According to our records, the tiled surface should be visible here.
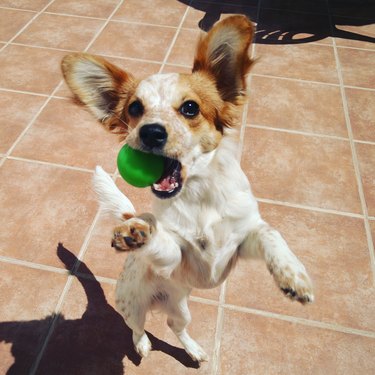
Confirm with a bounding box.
[15,13,105,51]
[0,1,374,374]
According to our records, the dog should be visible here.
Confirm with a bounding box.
[61,15,314,363]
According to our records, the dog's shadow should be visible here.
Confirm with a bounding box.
[178,0,375,45]
[0,245,199,374]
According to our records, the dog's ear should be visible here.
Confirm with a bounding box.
[193,15,254,104]
[61,53,135,134]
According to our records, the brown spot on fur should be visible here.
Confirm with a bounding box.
[122,213,134,220]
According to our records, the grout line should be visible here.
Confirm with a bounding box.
[344,85,375,93]
[0,255,69,275]
[256,197,364,219]
[158,1,193,73]
[87,52,163,66]
[354,139,375,146]
[28,278,75,375]
[223,304,375,339]
[6,156,99,174]
[237,13,259,164]
[43,10,107,21]
[0,87,50,97]
[326,1,375,286]
[110,18,179,30]
[211,282,227,375]
[10,41,77,53]
[0,0,57,53]
[250,72,341,88]
[335,44,375,53]
[247,123,350,142]
[0,6,37,13]
[75,271,117,285]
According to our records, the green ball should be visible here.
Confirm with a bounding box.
[117,145,164,188]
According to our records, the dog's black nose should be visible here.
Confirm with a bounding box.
[139,124,168,149]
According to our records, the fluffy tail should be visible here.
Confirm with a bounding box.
[93,166,136,220]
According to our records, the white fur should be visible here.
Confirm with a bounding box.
[93,166,135,219]
[94,132,314,362]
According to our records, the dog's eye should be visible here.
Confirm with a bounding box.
[179,101,200,118]
[128,100,144,117]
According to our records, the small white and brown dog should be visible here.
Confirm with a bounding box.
[62,16,314,363]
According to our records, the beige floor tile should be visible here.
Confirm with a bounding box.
[247,75,347,136]
[0,91,45,154]
[252,44,339,83]
[0,0,50,11]
[113,0,187,27]
[356,143,375,217]
[0,8,35,42]
[226,203,375,331]
[46,0,120,19]
[89,22,176,62]
[220,309,375,375]
[241,127,361,213]
[346,88,375,142]
[338,47,375,89]
[15,13,105,51]
[167,28,200,67]
[0,45,66,94]
[11,98,120,171]
[0,159,97,267]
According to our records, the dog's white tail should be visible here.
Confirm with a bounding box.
[93,166,136,220]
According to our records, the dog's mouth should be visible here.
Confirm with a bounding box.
[151,158,182,199]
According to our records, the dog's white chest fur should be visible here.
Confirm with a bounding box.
[151,137,261,288]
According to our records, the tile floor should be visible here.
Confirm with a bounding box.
[0,0,374,374]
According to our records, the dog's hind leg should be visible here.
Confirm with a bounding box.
[117,297,151,358]
[239,222,314,304]
[166,296,208,363]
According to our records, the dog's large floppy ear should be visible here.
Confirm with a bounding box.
[61,53,135,134]
[193,15,254,104]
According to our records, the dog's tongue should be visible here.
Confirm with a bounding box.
[153,175,178,192]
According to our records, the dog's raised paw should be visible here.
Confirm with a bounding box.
[271,263,314,304]
[112,217,152,251]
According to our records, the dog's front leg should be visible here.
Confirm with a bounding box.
[112,213,181,278]
[239,222,314,304]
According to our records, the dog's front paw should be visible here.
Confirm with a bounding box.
[269,259,314,304]
[111,216,154,251]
